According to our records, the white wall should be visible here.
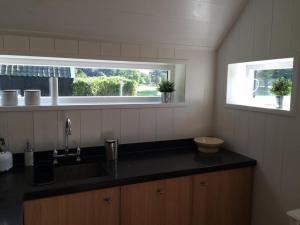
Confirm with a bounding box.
[214,0,300,225]
[0,34,215,153]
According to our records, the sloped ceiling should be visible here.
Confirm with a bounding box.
[0,0,248,49]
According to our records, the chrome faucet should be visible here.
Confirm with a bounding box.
[65,118,72,155]
[53,118,80,165]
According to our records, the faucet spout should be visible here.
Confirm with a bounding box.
[65,118,72,155]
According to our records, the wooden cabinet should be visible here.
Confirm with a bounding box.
[121,176,192,225]
[23,167,253,225]
[23,187,120,225]
[192,167,253,225]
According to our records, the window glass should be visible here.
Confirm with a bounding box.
[0,56,175,99]
[252,69,293,109]
[69,68,168,97]
[226,58,294,111]
[0,65,71,96]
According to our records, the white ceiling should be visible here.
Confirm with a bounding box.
[0,0,248,49]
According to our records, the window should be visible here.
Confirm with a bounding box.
[0,55,186,106]
[68,67,169,97]
[0,65,72,96]
[226,58,295,112]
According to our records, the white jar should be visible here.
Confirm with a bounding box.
[24,89,41,105]
[1,90,19,106]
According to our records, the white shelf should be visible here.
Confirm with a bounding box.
[0,102,186,112]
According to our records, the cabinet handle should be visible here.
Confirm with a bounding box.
[200,181,207,187]
[156,188,164,195]
[103,197,112,204]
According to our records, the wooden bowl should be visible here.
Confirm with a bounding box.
[194,137,224,153]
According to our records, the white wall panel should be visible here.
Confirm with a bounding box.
[80,110,102,147]
[30,37,55,54]
[3,35,29,53]
[237,0,254,60]
[0,35,3,50]
[175,48,190,59]
[140,45,157,58]
[158,47,175,59]
[247,112,266,163]
[215,1,300,225]
[270,0,294,58]
[101,42,121,57]
[102,109,121,140]
[253,0,273,59]
[0,40,215,166]
[121,109,139,144]
[233,111,249,155]
[55,39,78,55]
[173,107,192,139]
[138,108,156,142]
[281,146,300,212]
[121,44,140,58]
[7,112,33,153]
[156,108,174,141]
[33,111,59,151]
[78,41,101,57]
[291,0,300,52]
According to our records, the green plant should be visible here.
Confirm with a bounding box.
[72,79,93,96]
[270,77,292,96]
[72,76,137,96]
[157,80,175,93]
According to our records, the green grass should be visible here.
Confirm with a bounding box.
[136,85,159,96]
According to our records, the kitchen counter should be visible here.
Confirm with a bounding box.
[0,139,256,225]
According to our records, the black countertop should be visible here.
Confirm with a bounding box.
[0,139,256,225]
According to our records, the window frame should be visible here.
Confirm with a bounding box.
[224,57,298,116]
[0,55,181,107]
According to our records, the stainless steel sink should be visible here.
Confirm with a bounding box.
[55,162,110,182]
[33,160,110,185]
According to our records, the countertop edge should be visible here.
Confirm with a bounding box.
[23,160,256,201]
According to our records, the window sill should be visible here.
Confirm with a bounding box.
[0,101,186,112]
[224,103,296,117]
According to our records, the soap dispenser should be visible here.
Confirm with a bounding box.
[0,138,13,172]
[24,141,34,167]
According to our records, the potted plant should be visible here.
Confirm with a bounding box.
[157,80,175,103]
[270,77,292,109]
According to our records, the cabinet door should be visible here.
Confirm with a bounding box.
[192,167,253,225]
[192,173,219,225]
[23,187,120,225]
[164,176,192,225]
[121,176,192,225]
[121,179,165,225]
[217,168,253,225]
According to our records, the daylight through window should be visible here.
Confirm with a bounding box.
[226,58,295,112]
[0,56,176,100]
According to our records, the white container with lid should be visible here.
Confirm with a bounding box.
[24,89,41,106]
[1,90,19,106]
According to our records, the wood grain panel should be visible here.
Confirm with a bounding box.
[192,168,253,225]
[164,176,192,225]
[121,176,192,225]
[121,180,165,225]
[24,187,120,225]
